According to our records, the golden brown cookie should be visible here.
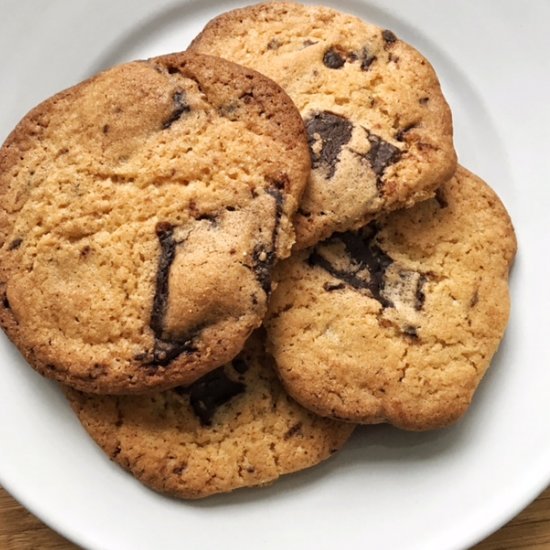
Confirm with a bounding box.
[0,52,310,393]
[190,2,456,248]
[265,167,516,430]
[66,332,355,499]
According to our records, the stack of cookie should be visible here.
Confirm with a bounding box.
[0,2,516,499]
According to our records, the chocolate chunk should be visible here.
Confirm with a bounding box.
[435,188,448,208]
[252,244,275,294]
[80,245,91,258]
[231,357,249,374]
[188,367,245,426]
[150,222,177,338]
[252,188,284,294]
[415,275,427,310]
[323,48,345,69]
[366,131,402,180]
[419,97,430,105]
[268,186,284,213]
[102,124,110,134]
[267,187,283,236]
[306,111,353,178]
[137,223,198,367]
[360,48,377,71]
[309,226,394,308]
[284,422,303,439]
[150,337,197,367]
[2,294,10,309]
[8,238,22,250]
[162,91,190,129]
[153,342,194,366]
[403,326,419,339]
[323,282,345,292]
[382,30,397,45]
[354,129,401,189]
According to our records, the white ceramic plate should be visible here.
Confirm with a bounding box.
[1,1,549,549]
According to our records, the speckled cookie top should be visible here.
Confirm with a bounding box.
[190,2,456,248]
[0,52,310,394]
[265,167,516,430]
[66,332,355,499]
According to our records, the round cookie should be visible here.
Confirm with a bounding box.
[265,167,517,430]
[66,331,355,499]
[0,52,310,393]
[190,1,457,249]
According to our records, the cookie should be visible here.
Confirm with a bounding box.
[190,1,457,248]
[66,332,355,499]
[0,52,310,393]
[265,167,517,430]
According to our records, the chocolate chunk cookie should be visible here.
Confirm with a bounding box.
[265,167,517,430]
[0,52,310,393]
[66,332,355,499]
[190,2,456,248]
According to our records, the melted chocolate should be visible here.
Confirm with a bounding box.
[252,188,284,294]
[309,227,394,308]
[306,111,353,178]
[162,91,190,129]
[188,367,245,426]
[365,131,402,186]
[150,222,177,338]
[361,47,377,71]
[382,30,397,45]
[150,337,197,367]
[138,222,197,367]
[323,48,345,69]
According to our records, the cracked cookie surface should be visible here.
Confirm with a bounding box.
[65,332,355,499]
[190,1,456,248]
[265,167,516,430]
[0,52,310,393]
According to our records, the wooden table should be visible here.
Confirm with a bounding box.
[0,486,549,549]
